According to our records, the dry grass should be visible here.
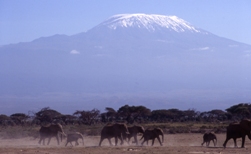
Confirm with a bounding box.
[0,122,228,139]
[0,122,249,154]
[1,133,251,154]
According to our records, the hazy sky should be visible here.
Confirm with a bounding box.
[1,0,251,46]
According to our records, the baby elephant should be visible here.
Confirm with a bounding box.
[65,132,84,147]
[201,132,217,147]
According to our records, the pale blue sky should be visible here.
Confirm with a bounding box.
[1,0,251,46]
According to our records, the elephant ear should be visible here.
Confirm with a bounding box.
[240,119,251,131]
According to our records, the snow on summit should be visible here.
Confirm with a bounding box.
[100,14,201,33]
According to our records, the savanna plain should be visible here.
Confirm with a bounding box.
[1,124,251,154]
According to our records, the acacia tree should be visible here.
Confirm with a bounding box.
[73,109,100,125]
[226,103,251,120]
[132,105,151,123]
[58,114,78,125]
[152,108,185,122]
[34,107,62,124]
[117,105,151,123]
[0,114,12,126]
[10,113,29,126]
[208,109,228,121]
[101,107,117,122]
[199,109,228,122]
[182,109,199,121]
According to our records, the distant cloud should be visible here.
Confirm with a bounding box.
[156,39,173,43]
[198,47,209,50]
[244,50,251,57]
[94,46,103,49]
[244,54,251,57]
[190,47,209,51]
[70,50,80,54]
[229,44,238,47]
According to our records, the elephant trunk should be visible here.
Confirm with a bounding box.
[139,134,144,141]
[60,132,67,142]
[161,133,164,143]
[81,136,84,146]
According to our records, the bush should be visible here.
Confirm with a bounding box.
[168,126,190,134]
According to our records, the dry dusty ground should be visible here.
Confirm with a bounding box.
[1,134,251,154]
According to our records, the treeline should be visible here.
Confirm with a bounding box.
[0,103,250,126]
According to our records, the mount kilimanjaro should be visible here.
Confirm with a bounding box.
[1,14,251,114]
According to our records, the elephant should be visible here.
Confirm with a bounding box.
[201,132,217,147]
[140,128,164,146]
[122,125,145,145]
[65,132,84,147]
[223,119,251,148]
[99,123,129,146]
[38,123,66,145]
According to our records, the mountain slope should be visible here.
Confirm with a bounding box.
[0,13,251,114]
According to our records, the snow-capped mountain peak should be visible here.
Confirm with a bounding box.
[99,13,201,33]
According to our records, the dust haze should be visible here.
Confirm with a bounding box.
[0,134,251,154]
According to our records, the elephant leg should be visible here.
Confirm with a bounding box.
[75,141,79,146]
[127,137,131,145]
[108,138,113,146]
[248,133,251,140]
[70,142,73,147]
[241,136,246,148]
[56,136,60,145]
[98,138,104,146]
[151,139,155,146]
[141,139,146,146]
[38,137,45,145]
[233,138,238,148]
[38,138,42,145]
[133,135,138,145]
[117,135,123,145]
[47,137,51,145]
[115,137,119,146]
[201,141,205,146]
[156,137,163,146]
[223,137,230,148]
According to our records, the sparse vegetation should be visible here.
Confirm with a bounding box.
[0,102,250,139]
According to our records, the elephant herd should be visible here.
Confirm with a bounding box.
[38,119,251,148]
[38,123,84,147]
[38,123,164,147]
[201,119,251,148]
[98,123,164,146]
